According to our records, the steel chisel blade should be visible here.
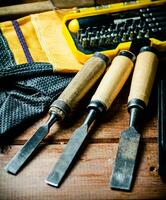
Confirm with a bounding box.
[45,124,88,187]
[110,127,140,191]
[5,125,49,174]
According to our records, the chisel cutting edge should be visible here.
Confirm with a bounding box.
[5,52,109,175]
[45,49,136,187]
[110,46,158,191]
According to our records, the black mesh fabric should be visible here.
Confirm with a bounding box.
[0,31,74,136]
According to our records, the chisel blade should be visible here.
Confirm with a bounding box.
[5,125,50,175]
[110,127,140,191]
[45,124,88,187]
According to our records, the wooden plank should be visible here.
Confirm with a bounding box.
[0,0,123,20]
[0,0,145,22]
[0,0,123,9]
[0,1,54,21]
[52,0,94,8]
[0,0,46,6]
[0,143,165,199]
[52,0,123,8]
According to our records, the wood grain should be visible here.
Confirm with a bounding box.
[128,51,158,105]
[0,0,124,20]
[0,76,160,200]
[50,56,107,117]
[0,1,54,21]
[52,0,94,8]
[0,143,165,200]
[92,54,134,109]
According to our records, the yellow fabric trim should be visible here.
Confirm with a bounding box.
[0,10,82,72]
[31,11,82,72]
[17,16,48,62]
[0,21,27,64]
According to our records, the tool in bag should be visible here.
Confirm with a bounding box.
[4,52,109,175]
[110,45,158,191]
[62,0,166,63]
[45,39,145,187]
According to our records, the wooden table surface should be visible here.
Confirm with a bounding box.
[1,77,166,200]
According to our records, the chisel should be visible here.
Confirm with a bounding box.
[110,46,158,191]
[45,48,136,187]
[5,52,109,175]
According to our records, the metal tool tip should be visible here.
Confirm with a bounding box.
[4,165,17,175]
[110,172,132,191]
[110,127,140,191]
[45,124,89,188]
[45,179,59,188]
[110,170,132,191]
[110,169,131,191]
[110,182,131,191]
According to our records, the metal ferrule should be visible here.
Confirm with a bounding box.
[87,100,107,114]
[139,46,158,55]
[128,98,146,128]
[128,98,146,111]
[93,52,110,66]
[49,99,71,119]
[119,50,136,62]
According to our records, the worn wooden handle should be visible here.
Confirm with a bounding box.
[49,53,109,118]
[59,55,107,108]
[91,52,134,110]
[128,49,158,105]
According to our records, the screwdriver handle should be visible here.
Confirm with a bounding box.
[90,51,135,110]
[128,46,158,106]
[49,52,109,119]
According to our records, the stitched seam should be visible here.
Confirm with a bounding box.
[31,15,52,64]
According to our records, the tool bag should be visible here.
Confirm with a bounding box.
[0,11,83,71]
[0,29,74,137]
[0,10,86,137]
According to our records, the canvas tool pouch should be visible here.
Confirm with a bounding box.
[0,10,83,72]
[0,11,79,136]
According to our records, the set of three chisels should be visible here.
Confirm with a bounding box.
[5,39,158,191]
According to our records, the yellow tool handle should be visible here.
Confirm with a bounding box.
[128,47,158,105]
[50,53,109,119]
[91,51,135,110]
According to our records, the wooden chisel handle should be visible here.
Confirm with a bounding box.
[91,51,135,110]
[49,52,109,119]
[128,46,158,106]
